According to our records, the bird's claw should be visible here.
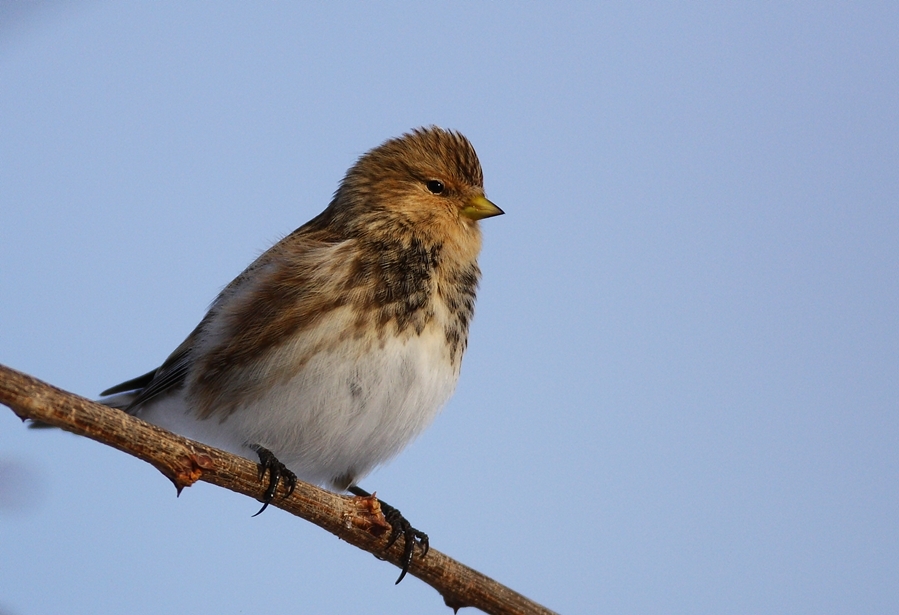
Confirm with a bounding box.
[380,500,429,584]
[348,486,428,583]
[252,446,297,516]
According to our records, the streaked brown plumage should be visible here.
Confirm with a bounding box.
[100,127,503,581]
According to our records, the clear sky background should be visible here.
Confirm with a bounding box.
[1,2,897,614]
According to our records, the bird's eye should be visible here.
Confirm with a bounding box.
[426,180,445,195]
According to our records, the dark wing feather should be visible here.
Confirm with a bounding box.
[100,330,197,414]
[100,369,157,396]
[123,345,192,411]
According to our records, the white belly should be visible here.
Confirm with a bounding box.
[138,323,458,489]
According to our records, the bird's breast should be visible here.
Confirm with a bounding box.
[202,308,460,487]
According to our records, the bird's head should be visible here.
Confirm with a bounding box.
[323,127,503,240]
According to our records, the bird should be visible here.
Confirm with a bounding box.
[98,126,503,582]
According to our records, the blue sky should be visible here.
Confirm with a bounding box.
[1,2,897,614]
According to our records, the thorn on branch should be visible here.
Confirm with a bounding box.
[166,451,215,495]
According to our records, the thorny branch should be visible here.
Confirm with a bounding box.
[0,363,556,615]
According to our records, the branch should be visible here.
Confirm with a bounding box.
[0,363,556,615]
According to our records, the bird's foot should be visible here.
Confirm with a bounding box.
[251,446,297,516]
[382,502,430,584]
[349,486,429,584]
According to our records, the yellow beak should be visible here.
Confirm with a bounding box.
[461,195,504,220]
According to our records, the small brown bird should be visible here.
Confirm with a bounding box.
[100,127,503,581]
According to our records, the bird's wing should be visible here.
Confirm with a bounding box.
[99,329,197,413]
[100,225,345,417]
